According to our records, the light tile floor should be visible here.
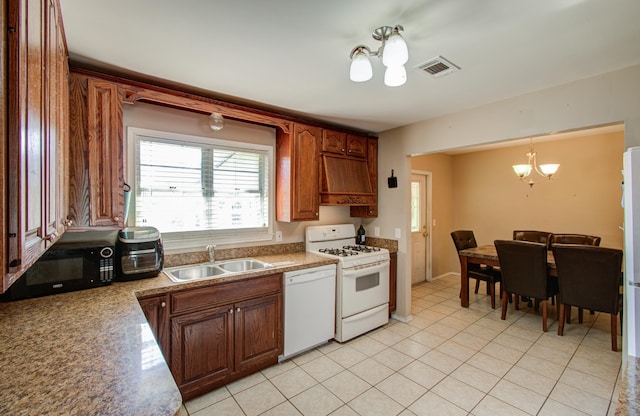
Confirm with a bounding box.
[182,275,623,416]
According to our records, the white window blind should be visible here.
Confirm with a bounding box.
[134,133,270,236]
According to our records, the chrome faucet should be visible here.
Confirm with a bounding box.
[206,244,216,262]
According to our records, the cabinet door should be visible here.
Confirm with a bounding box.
[346,134,368,158]
[277,123,320,222]
[139,294,169,358]
[350,138,378,218]
[170,304,234,399]
[87,79,124,227]
[44,0,67,239]
[322,130,346,155]
[293,124,321,221]
[5,0,59,291]
[234,293,281,372]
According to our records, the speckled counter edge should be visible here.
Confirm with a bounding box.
[615,356,640,415]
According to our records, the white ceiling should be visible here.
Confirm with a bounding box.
[58,0,640,134]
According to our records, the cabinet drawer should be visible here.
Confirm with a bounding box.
[170,273,282,315]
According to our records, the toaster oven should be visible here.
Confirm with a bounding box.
[115,227,164,281]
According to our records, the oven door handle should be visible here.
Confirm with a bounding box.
[342,259,390,278]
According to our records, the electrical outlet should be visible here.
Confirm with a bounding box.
[275,231,283,242]
[374,226,380,237]
[394,228,401,238]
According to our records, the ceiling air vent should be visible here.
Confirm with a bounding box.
[415,56,460,78]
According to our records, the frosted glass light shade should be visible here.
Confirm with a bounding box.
[382,31,409,67]
[539,163,559,177]
[209,113,224,131]
[384,65,407,87]
[512,164,532,178]
[350,50,373,82]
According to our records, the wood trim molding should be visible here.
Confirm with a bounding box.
[69,67,376,137]
[122,85,292,133]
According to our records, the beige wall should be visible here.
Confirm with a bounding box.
[452,132,624,251]
[374,65,640,321]
[409,132,624,281]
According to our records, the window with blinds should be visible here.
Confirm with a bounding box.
[131,130,271,240]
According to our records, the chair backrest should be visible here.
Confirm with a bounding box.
[551,244,622,314]
[494,240,549,299]
[513,230,554,250]
[550,233,601,246]
[451,230,478,252]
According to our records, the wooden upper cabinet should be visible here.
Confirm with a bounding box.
[68,73,125,229]
[322,130,367,159]
[346,134,367,158]
[350,138,379,217]
[276,123,321,222]
[87,79,124,226]
[322,130,346,155]
[3,0,69,293]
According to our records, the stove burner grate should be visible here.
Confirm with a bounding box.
[319,248,359,257]
[342,245,381,253]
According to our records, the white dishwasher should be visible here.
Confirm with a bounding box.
[281,264,337,360]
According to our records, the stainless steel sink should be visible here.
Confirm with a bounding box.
[217,258,274,273]
[164,264,228,282]
[164,258,273,282]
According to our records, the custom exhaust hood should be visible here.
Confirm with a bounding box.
[320,155,376,206]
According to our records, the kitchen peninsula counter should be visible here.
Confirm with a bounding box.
[0,251,335,415]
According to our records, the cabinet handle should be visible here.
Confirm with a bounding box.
[229,308,234,315]
[236,307,241,313]
[160,302,166,308]
[44,232,58,242]
[315,212,319,217]
[114,216,120,222]
[63,218,74,227]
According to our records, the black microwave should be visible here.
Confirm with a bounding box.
[3,241,115,301]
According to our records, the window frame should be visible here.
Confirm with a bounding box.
[126,127,275,253]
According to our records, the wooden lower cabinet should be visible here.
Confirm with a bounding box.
[138,294,169,358]
[234,294,281,372]
[166,273,283,400]
[171,304,234,397]
[389,253,397,315]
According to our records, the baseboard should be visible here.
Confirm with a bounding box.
[391,313,413,323]
[432,272,459,281]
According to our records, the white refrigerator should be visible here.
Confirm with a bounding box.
[623,146,640,357]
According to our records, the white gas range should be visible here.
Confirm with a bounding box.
[306,224,390,342]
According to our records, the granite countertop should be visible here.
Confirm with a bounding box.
[0,251,335,416]
[615,356,640,415]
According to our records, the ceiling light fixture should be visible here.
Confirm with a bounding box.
[512,138,560,187]
[208,112,224,130]
[349,25,409,87]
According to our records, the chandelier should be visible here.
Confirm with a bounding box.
[512,139,559,187]
[349,25,409,87]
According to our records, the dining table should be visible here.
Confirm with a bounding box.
[458,244,556,308]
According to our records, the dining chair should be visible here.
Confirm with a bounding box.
[450,230,502,309]
[494,240,559,331]
[512,230,554,250]
[552,244,623,351]
[550,233,602,322]
[550,233,601,246]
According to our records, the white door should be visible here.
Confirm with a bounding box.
[411,173,430,284]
